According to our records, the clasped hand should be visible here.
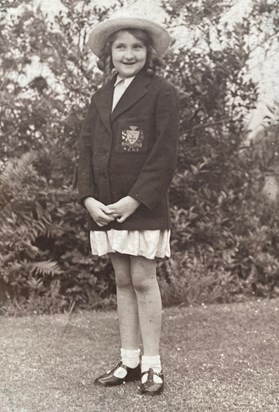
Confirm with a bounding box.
[84,196,140,227]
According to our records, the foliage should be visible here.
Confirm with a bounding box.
[162,0,279,302]
[0,152,116,314]
[0,1,118,313]
[0,0,279,314]
[160,0,279,304]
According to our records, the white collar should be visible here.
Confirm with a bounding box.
[114,75,135,88]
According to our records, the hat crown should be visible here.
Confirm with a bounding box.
[88,10,171,58]
[107,8,161,24]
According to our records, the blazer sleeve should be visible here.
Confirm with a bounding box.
[128,83,180,209]
[77,98,95,206]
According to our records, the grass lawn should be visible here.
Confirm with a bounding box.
[0,298,279,412]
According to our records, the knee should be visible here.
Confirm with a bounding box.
[132,275,156,294]
[110,253,132,289]
[131,257,157,294]
[116,273,133,289]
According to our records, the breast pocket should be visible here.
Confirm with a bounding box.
[114,117,150,154]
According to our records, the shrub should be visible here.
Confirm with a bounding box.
[0,151,116,314]
[159,0,279,303]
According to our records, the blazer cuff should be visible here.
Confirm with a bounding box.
[78,193,95,207]
[128,190,155,210]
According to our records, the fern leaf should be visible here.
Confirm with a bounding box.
[31,260,62,276]
[0,152,37,185]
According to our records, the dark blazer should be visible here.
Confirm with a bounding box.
[78,71,180,231]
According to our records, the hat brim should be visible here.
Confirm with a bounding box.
[88,17,171,58]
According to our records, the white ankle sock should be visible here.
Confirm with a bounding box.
[121,348,140,369]
[141,355,162,384]
[113,348,140,379]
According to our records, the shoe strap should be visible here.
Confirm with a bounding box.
[107,361,128,374]
[141,368,163,380]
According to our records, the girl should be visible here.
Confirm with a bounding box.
[78,14,179,396]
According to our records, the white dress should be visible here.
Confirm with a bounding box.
[90,76,171,260]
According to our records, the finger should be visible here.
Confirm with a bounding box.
[110,212,120,218]
[108,209,120,217]
[106,205,117,212]
[116,215,127,223]
[100,217,114,225]
[96,221,105,227]
[97,217,113,226]
[106,202,118,208]
[97,209,114,220]
[94,214,114,226]
[101,206,114,215]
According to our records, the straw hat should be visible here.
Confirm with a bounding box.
[88,14,171,58]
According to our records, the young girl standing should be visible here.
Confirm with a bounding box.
[78,13,179,396]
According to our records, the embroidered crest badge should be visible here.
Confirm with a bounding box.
[121,125,144,152]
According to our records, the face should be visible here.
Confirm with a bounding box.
[111,30,147,78]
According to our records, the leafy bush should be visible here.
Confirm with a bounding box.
[0,151,116,314]
[159,0,279,305]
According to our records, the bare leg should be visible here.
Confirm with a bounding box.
[110,253,140,350]
[130,256,162,356]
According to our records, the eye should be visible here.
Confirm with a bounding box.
[134,44,144,50]
[114,43,125,50]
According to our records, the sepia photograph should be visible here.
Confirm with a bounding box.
[0,0,279,411]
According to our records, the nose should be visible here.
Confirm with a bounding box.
[123,48,134,60]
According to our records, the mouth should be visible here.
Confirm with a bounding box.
[122,62,137,65]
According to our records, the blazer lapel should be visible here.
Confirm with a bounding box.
[94,77,115,132]
[111,73,152,122]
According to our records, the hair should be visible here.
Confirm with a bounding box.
[97,28,162,79]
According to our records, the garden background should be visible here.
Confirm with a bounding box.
[1,0,279,315]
